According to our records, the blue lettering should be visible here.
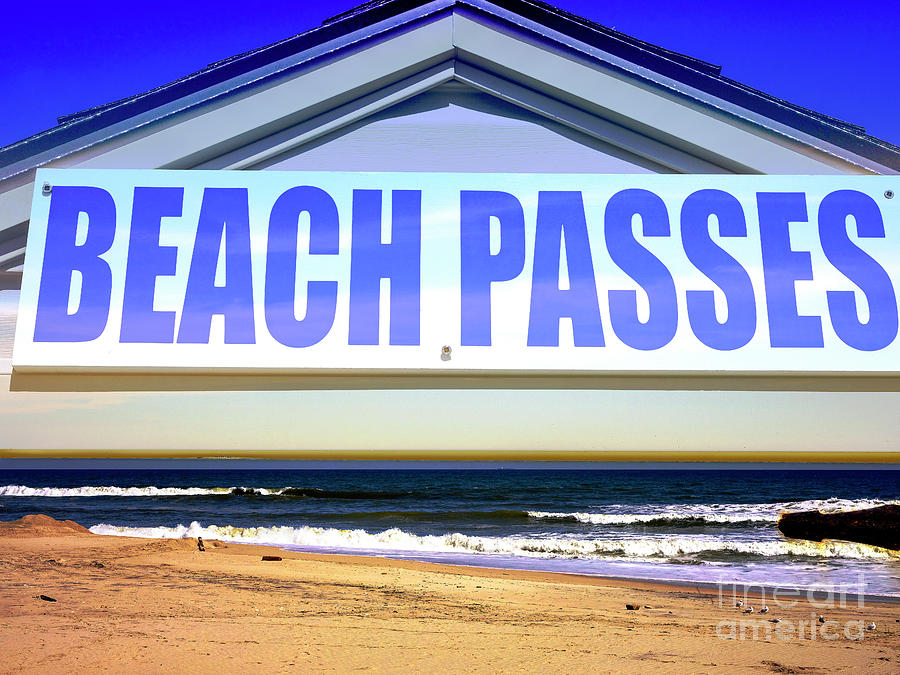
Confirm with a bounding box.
[605,189,677,350]
[460,191,526,346]
[120,187,182,343]
[264,186,339,348]
[819,190,897,351]
[34,186,115,342]
[757,192,823,347]
[681,189,756,350]
[348,190,421,345]
[527,191,604,346]
[177,188,255,344]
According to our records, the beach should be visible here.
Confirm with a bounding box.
[1,515,897,674]
[3,466,899,596]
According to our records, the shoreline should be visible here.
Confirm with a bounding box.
[211,541,900,607]
[2,515,897,673]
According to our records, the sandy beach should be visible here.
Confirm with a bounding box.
[1,515,897,673]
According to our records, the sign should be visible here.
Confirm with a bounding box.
[12,169,900,390]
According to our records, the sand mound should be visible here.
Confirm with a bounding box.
[0,514,93,537]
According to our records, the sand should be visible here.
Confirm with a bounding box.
[0,516,897,673]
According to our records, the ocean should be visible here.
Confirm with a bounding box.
[1,462,898,598]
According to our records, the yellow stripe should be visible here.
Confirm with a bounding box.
[0,449,897,462]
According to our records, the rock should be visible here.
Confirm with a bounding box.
[261,555,282,561]
[777,504,899,550]
[38,595,56,602]
[625,604,640,610]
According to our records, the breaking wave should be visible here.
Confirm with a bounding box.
[88,522,900,562]
[0,485,412,499]
[3,487,893,519]
[528,499,900,527]
[528,512,773,526]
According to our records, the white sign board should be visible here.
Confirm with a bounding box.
[12,169,900,390]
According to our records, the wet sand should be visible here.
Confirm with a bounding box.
[0,515,897,673]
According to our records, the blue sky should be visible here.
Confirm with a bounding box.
[1,0,897,149]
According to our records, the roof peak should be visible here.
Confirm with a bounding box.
[321,0,723,75]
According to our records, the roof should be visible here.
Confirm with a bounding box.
[1,0,898,173]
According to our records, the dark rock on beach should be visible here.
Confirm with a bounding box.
[778,504,899,550]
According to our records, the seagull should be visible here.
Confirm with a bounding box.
[769,618,782,624]
[735,600,743,608]
[866,622,876,631]
[743,606,754,614]
[818,615,826,624]
[760,605,769,614]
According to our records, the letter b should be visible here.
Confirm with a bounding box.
[34,186,116,342]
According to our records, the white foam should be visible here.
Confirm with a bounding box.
[528,499,899,525]
[0,485,278,497]
[782,498,898,513]
[5,486,895,520]
[87,522,900,561]
[527,510,775,524]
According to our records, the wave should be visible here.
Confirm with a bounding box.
[528,512,771,526]
[777,498,900,513]
[0,485,232,497]
[327,510,532,523]
[3,486,893,517]
[528,499,900,527]
[0,485,412,499]
[88,522,900,562]
[232,487,413,499]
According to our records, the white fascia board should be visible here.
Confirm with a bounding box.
[452,63,728,174]
[51,17,455,173]
[196,62,457,170]
[202,61,712,174]
[452,9,881,175]
[0,182,33,235]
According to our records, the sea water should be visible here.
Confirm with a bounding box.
[1,462,897,598]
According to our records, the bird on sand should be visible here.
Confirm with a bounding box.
[743,606,754,614]
[769,618,782,624]
[760,605,769,614]
[818,615,826,624]
[866,622,876,631]
[735,600,743,608]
